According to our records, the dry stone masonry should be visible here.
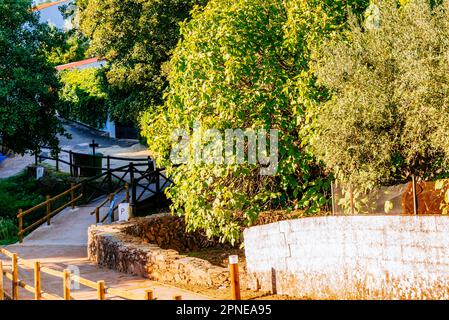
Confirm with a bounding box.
[244,215,449,299]
[88,214,232,288]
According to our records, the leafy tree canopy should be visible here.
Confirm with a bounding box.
[0,0,64,154]
[76,0,206,123]
[58,68,109,129]
[311,0,449,190]
[141,0,368,243]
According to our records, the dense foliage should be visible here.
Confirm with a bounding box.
[76,0,206,123]
[44,30,89,66]
[141,0,368,243]
[0,0,64,154]
[311,0,449,190]
[58,68,109,128]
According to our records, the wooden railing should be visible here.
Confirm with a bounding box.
[17,183,83,243]
[90,183,130,224]
[0,248,170,300]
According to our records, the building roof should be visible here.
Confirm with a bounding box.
[32,1,70,12]
[55,57,106,71]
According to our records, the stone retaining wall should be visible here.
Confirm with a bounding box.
[88,214,232,288]
[244,215,449,299]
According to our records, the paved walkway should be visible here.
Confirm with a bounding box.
[0,198,210,300]
[0,120,151,179]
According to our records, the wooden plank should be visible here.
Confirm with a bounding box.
[70,274,98,290]
[34,262,41,300]
[18,258,35,269]
[63,270,71,300]
[0,261,3,300]
[12,254,18,300]
[97,281,106,300]
[145,290,153,300]
[41,292,63,300]
[40,266,64,279]
[18,279,35,294]
[0,248,14,258]
[21,194,83,235]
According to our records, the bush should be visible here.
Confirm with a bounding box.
[58,68,109,129]
[0,218,18,245]
[140,0,368,243]
[311,0,449,190]
[0,166,79,243]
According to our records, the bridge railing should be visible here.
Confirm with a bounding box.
[90,183,130,224]
[0,248,164,300]
[37,145,154,177]
[16,161,170,242]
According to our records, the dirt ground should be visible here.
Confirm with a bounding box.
[178,247,303,300]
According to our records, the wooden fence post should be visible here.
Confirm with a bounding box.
[97,280,105,300]
[70,183,75,210]
[145,290,153,300]
[63,269,71,300]
[0,260,4,300]
[95,207,100,224]
[56,151,59,172]
[125,183,130,203]
[12,253,18,300]
[107,156,112,193]
[18,209,23,243]
[155,168,161,194]
[69,150,73,177]
[412,174,418,215]
[46,195,51,225]
[34,262,41,300]
[130,163,136,216]
[229,255,241,300]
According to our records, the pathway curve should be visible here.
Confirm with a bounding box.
[0,195,210,300]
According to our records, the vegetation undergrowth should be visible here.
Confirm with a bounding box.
[0,164,81,244]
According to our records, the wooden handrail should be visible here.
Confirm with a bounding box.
[91,183,129,224]
[17,183,83,242]
[0,248,158,301]
[18,184,82,218]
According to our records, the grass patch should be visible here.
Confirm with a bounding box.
[0,165,81,244]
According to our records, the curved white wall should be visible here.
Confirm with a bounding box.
[244,215,449,299]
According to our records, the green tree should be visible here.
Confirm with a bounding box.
[58,68,109,128]
[0,0,64,154]
[40,2,89,66]
[311,0,449,190]
[141,0,368,243]
[76,0,206,123]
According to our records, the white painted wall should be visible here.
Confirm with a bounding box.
[244,215,449,299]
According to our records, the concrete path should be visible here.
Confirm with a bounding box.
[0,196,210,300]
[0,120,151,179]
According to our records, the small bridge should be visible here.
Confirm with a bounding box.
[18,150,173,243]
[0,149,209,300]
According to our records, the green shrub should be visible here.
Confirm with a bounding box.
[140,0,368,243]
[0,218,18,244]
[58,68,109,129]
[311,0,449,190]
[0,166,79,243]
